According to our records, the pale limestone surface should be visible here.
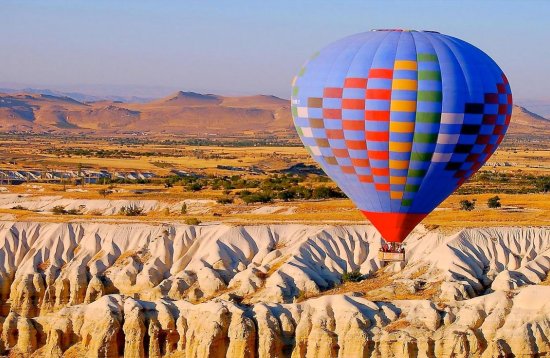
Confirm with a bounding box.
[0,194,215,215]
[0,221,548,357]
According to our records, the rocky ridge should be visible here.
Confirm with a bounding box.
[0,222,548,357]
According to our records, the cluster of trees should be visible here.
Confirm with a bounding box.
[165,173,307,192]
[459,195,501,211]
[118,205,145,216]
[164,138,301,147]
[458,171,550,195]
[234,185,345,204]
[47,147,163,158]
[534,175,550,193]
[99,177,152,185]
[52,205,82,215]
[163,173,345,204]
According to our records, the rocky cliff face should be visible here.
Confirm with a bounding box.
[0,221,548,357]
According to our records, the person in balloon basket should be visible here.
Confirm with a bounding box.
[380,242,404,254]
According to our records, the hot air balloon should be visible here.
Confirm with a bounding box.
[291,30,512,250]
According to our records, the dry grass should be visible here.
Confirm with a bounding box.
[385,319,412,333]
[424,193,550,227]
[37,259,50,271]
[410,265,430,279]
[113,249,151,267]
[308,270,392,299]
[0,137,314,176]
[3,190,550,228]
[273,240,288,250]
[90,250,105,262]
[266,255,290,277]
[113,250,137,266]
[241,255,290,304]
[488,148,550,175]
[0,138,549,228]
[305,267,442,302]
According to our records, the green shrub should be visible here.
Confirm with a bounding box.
[98,189,111,198]
[186,182,203,191]
[241,191,273,204]
[459,199,476,211]
[312,185,346,199]
[277,190,296,201]
[119,205,144,216]
[535,176,550,193]
[296,290,307,302]
[487,195,501,208]
[341,270,363,283]
[52,205,67,215]
[184,217,201,225]
[217,196,234,204]
[238,189,252,196]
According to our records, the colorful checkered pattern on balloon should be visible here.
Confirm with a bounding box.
[292,54,512,213]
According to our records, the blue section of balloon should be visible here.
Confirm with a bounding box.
[291,30,512,215]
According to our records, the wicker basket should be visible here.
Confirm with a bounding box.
[378,251,405,262]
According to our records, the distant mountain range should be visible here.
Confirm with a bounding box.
[0,87,154,104]
[0,91,294,138]
[0,90,547,140]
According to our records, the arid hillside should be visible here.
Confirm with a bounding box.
[0,91,294,137]
[508,105,550,136]
[0,91,548,139]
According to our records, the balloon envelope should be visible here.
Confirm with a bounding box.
[291,30,512,242]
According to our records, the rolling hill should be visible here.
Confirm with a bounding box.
[0,91,294,138]
[0,91,548,140]
[508,105,550,136]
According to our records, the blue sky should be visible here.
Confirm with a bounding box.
[0,0,548,104]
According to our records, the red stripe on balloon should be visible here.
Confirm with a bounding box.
[374,183,390,191]
[366,131,389,141]
[323,87,343,98]
[372,168,389,176]
[346,140,367,150]
[344,78,368,88]
[365,110,390,121]
[332,148,349,158]
[368,68,393,79]
[342,99,365,110]
[351,158,370,167]
[360,211,428,243]
[366,89,392,100]
[325,129,345,139]
[342,120,365,131]
[323,109,341,119]
[369,151,389,160]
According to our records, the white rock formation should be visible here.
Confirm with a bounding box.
[0,194,215,215]
[0,221,547,356]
